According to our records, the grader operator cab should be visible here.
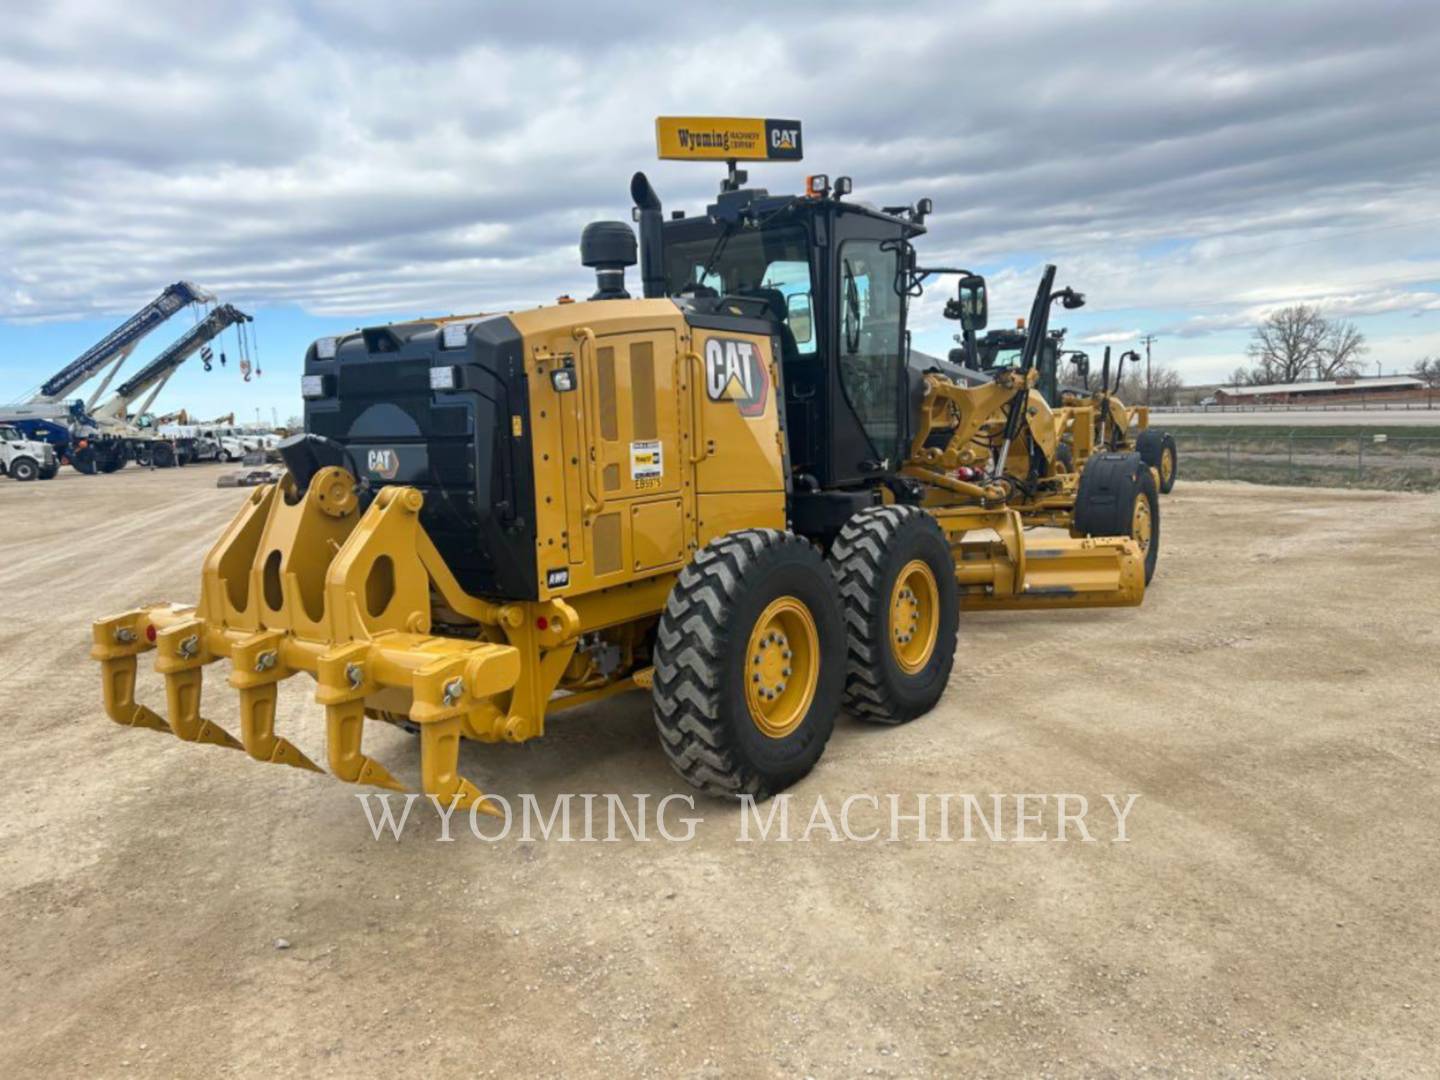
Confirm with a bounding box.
[92,118,1156,811]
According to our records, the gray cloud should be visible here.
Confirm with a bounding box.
[2,0,1438,347]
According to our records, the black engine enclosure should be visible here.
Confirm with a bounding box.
[301,315,537,600]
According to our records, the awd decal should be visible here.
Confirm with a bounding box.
[704,338,770,418]
[366,448,399,479]
[546,567,570,589]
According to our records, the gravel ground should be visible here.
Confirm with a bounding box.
[1,466,1436,1077]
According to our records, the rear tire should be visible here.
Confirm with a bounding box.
[1074,451,1160,584]
[9,457,39,482]
[652,529,845,799]
[827,505,959,724]
[70,447,97,474]
[151,442,176,468]
[1137,429,1178,493]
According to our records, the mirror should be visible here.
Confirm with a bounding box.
[786,293,814,344]
[956,273,987,331]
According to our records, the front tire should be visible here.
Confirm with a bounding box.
[9,457,39,482]
[1137,429,1178,493]
[827,505,959,724]
[1074,451,1160,584]
[652,529,845,799]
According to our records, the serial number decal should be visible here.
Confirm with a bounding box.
[631,439,663,490]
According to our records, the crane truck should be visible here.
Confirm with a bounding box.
[83,304,255,468]
[0,282,213,472]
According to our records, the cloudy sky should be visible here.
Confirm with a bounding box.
[3,0,1439,419]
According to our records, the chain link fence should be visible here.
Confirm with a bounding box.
[1170,431,1440,492]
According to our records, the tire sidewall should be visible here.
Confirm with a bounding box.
[859,514,959,717]
[1160,433,1178,493]
[1138,467,1160,582]
[10,457,38,482]
[718,546,844,781]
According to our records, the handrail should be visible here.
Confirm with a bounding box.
[572,327,605,516]
[685,349,709,464]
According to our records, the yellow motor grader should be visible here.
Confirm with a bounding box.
[1058,346,1178,493]
[92,118,1155,810]
[910,268,1160,583]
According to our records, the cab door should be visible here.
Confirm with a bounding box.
[826,226,908,485]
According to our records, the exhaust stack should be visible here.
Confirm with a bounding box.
[631,172,666,299]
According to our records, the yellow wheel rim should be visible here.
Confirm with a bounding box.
[1131,495,1153,553]
[1161,447,1175,487]
[888,560,940,675]
[744,596,820,739]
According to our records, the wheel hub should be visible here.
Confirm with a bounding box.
[888,559,940,674]
[1131,496,1153,551]
[744,597,819,739]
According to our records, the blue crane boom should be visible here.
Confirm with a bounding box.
[92,304,252,423]
[27,280,213,406]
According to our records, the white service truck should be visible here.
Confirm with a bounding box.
[0,424,60,481]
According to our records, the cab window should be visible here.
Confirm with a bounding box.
[664,226,816,355]
[838,240,903,464]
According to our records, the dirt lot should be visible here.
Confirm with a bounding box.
[1,466,1437,1077]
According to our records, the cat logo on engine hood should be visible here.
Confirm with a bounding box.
[704,337,769,418]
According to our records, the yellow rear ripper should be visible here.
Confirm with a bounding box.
[92,119,1151,811]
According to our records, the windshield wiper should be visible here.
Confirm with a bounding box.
[697,221,737,289]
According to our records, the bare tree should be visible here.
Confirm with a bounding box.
[1319,319,1368,379]
[1241,305,1368,384]
[1116,363,1183,405]
[1151,365,1184,405]
[1245,304,1328,384]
